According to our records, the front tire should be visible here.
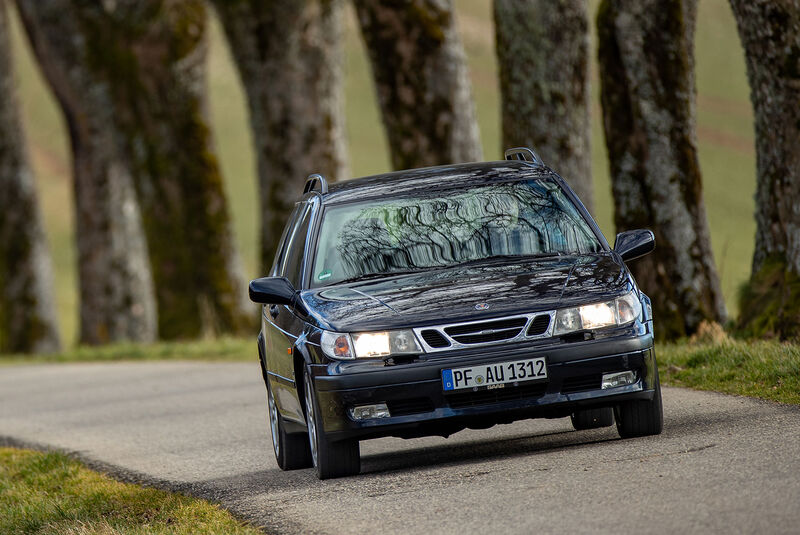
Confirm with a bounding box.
[304,369,360,480]
[615,368,664,438]
[268,380,312,470]
[571,407,614,430]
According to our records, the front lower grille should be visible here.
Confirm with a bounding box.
[561,374,601,394]
[445,382,548,409]
[387,397,435,416]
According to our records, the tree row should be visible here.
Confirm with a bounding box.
[1,0,798,353]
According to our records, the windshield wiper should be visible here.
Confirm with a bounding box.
[452,253,564,268]
[335,268,429,286]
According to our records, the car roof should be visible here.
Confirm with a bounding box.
[318,160,560,205]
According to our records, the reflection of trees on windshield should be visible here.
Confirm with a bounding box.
[325,181,600,282]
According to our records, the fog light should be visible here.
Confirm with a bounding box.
[602,371,637,389]
[349,403,391,420]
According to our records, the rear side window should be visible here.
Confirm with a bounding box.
[280,203,313,289]
[270,205,302,276]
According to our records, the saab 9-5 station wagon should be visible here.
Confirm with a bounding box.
[249,147,662,479]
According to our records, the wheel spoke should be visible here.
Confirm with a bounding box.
[268,386,280,457]
[305,375,318,467]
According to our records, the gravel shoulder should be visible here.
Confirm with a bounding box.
[1,361,799,534]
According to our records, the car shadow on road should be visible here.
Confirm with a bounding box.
[359,425,620,476]
[173,426,620,500]
[141,401,766,506]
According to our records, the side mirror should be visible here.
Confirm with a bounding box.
[614,229,655,262]
[249,277,296,305]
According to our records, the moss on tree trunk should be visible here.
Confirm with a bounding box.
[78,1,252,339]
[729,0,800,340]
[494,0,593,212]
[17,0,159,345]
[0,1,60,353]
[17,0,251,340]
[597,0,726,340]
[212,0,349,272]
[353,0,482,170]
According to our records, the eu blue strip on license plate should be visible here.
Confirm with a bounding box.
[442,357,547,391]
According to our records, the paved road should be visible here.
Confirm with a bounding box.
[1,361,799,534]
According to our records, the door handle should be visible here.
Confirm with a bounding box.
[269,305,279,318]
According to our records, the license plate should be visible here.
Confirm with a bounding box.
[441,357,548,392]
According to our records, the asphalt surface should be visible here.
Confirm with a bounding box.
[1,361,799,535]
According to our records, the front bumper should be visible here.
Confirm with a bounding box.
[311,331,657,441]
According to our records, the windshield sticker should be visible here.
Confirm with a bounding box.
[318,269,332,281]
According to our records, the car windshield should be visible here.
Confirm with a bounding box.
[311,178,602,287]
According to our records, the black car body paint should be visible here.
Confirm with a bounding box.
[250,157,663,479]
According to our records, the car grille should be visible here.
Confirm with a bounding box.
[445,382,548,409]
[387,397,435,416]
[561,374,601,393]
[527,314,551,336]
[420,329,450,348]
[444,317,527,344]
[414,311,555,352]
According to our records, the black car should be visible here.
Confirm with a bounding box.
[249,147,662,479]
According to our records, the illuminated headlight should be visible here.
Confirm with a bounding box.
[321,330,421,360]
[554,291,642,335]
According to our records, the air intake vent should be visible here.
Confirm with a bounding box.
[421,329,450,348]
[386,397,435,416]
[561,374,601,394]
[446,382,547,409]
[527,314,551,336]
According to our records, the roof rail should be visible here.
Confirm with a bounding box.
[504,147,544,166]
[303,173,329,195]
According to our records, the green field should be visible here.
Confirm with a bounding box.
[6,0,755,347]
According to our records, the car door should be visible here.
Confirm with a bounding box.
[264,201,313,423]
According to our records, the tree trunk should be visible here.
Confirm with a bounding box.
[597,0,726,339]
[212,0,349,272]
[494,0,593,212]
[15,0,157,346]
[18,0,252,340]
[0,1,60,353]
[96,1,252,339]
[729,0,800,339]
[353,0,482,170]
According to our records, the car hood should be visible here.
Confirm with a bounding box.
[302,253,631,332]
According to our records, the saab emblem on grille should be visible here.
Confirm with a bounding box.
[474,303,490,310]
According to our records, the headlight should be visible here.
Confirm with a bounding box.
[321,329,422,360]
[553,291,642,335]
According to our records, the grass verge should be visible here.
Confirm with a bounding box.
[0,447,262,535]
[659,339,800,405]
[0,337,253,366]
